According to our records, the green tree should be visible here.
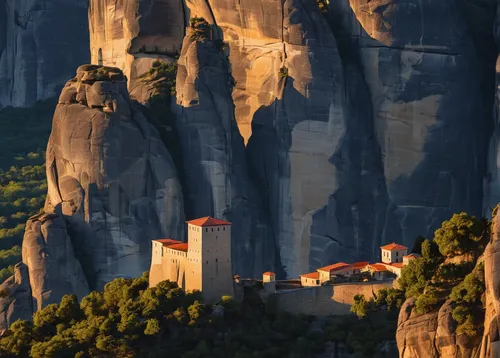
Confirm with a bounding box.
[434,213,487,258]
[350,294,373,319]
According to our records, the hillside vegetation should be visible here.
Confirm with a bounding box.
[0,273,397,358]
[0,99,56,282]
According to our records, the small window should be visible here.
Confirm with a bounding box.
[396,252,398,257]
[216,258,218,262]
[206,228,208,232]
[223,227,225,231]
[211,228,214,232]
[316,280,319,285]
[206,261,208,264]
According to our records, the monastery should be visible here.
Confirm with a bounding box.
[298,242,420,287]
[149,217,234,303]
[149,215,418,304]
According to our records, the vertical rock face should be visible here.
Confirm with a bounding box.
[327,0,496,261]
[174,21,277,276]
[88,0,186,102]
[45,65,184,288]
[0,0,89,107]
[186,0,348,277]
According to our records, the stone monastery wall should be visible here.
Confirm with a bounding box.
[270,281,394,316]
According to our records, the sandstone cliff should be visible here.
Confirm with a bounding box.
[0,0,89,107]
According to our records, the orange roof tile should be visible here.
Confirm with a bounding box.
[155,239,183,247]
[352,261,369,269]
[380,242,408,251]
[186,216,232,227]
[390,263,404,268]
[317,262,350,272]
[169,243,188,252]
[263,272,275,276]
[300,272,320,279]
[367,264,388,272]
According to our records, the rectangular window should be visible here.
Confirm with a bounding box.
[396,252,398,257]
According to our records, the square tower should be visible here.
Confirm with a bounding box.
[185,217,233,303]
[380,242,408,264]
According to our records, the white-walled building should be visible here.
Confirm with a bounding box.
[300,272,321,287]
[149,217,234,303]
[380,242,408,264]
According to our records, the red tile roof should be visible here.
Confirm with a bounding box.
[317,262,350,272]
[352,261,369,269]
[169,243,188,252]
[367,264,388,272]
[300,272,320,279]
[155,239,183,247]
[380,242,408,251]
[263,271,275,276]
[186,216,232,227]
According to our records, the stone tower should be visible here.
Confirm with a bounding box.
[185,217,233,303]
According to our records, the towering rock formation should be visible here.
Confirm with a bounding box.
[44,65,184,288]
[0,0,89,107]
